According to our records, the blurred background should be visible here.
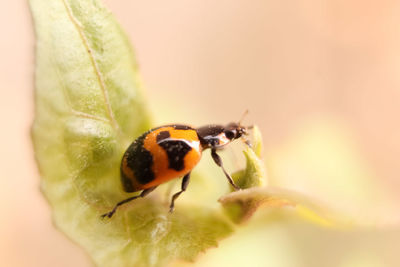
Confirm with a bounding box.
[1,0,400,266]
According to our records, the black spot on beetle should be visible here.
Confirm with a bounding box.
[121,133,155,190]
[120,167,135,192]
[158,140,192,171]
[172,124,193,130]
[156,131,170,143]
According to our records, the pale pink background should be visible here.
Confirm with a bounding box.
[1,1,400,266]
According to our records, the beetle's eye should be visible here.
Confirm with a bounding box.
[224,130,235,140]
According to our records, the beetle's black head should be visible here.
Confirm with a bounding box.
[223,122,247,140]
[196,110,251,149]
[196,122,249,149]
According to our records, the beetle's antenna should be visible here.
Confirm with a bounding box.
[238,109,249,126]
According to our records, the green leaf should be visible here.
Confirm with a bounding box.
[30,0,234,266]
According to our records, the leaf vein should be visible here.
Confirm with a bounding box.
[71,110,111,123]
[61,0,120,133]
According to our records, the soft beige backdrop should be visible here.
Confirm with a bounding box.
[1,1,400,266]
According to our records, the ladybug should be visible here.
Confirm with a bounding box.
[101,120,251,218]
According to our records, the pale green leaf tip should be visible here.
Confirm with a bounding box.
[251,125,263,157]
[232,125,267,189]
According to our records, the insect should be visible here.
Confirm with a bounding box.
[101,116,251,218]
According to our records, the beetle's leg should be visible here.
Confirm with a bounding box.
[211,149,240,190]
[241,137,252,148]
[169,172,191,213]
[101,186,157,219]
[243,124,253,147]
[164,179,178,205]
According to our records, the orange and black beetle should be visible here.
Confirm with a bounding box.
[102,121,251,218]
